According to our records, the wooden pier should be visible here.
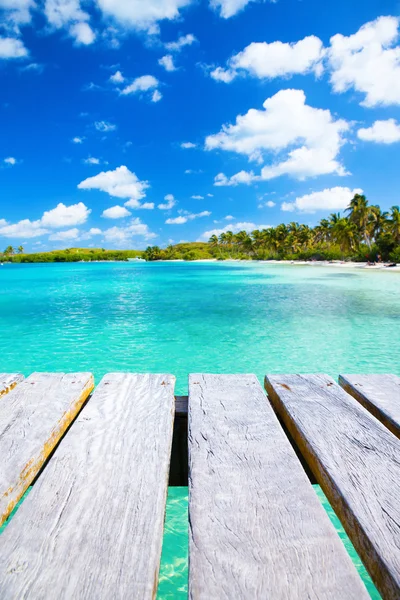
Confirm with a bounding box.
[0,371,399,599]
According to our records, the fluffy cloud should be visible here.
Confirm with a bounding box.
[198,221,269,240]
[49,228,80,241]
[158,54,176,72]
[0,0,34,30]
[0,220,49,238]
[214,171,256,186]
[102,218,156,243]
[207,89,349,182]
[165,33,197,52]
[166,210,211,224]
[151,89,162,103]
[210,0,259,19]
[328,16,400,107]
[211,36,325,82]
[95,0,192,32]
[44,0,96,45]
[158,194,176,210]
[78,166,150,210]
[110,70,124,83]
[102,205,132,219]
[281,186,363,213]
[0,37,28,58]
[41,202,91,227]
[121,74,159,94]
[0,201,92,239]
[72,136,84,143]
[4,157,17,165]
[181,141,197,148]
[83,157,101,165]
[191,195,204,199]
[94,120,117,132]
[357,119,400,143]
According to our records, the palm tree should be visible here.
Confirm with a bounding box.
[4,246,14,256]
[332,218,358,257]
[345,194,373,247]
[368,205,389,242]
[17,245,24,254]
[209,234,219,249]
[387,206,400,245]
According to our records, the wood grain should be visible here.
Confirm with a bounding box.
[0,373,24,398]
[0,373,175,600]
[266,373,400,600]
[188,373,369,599]
[0,372,94,526]
[339,374,400,438]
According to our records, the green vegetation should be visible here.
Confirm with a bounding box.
[2,196,400,264]
[144,195,400,263]
[0,247,143,263]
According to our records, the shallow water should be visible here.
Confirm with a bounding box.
[1,261,397,597]
[1,261,399,392]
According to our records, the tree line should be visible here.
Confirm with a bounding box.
[144,195,400,262]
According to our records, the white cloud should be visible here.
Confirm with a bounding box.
[78,166,149,209]
[110,70,124,83]
[69,21,96,45]
[4,157,17,165]
[357,119,400,144]
[84,157,102,165]
[95,0,192,33]
[0,219,49,239]
[328,16,400,107]
[225,215,234,220]
[165,33,197,52]
[0,201,91,239]
[207,193,214,197]
[158,194,176,210]
[191,195,204,199]
[41,202,91,227]
[158,54,176,71]
[211,36,325,83]
[181,141,197,148]
[166,210,211,224]
[94,120,117,132]
[121,74,159,95]
[72,136,84,143]
[0,0,34,30]
[102,205,132,219]
[207,89,349,182]
[214,171,256,186]
[0,37,28,59]
[151,89,162,103]
[198,221,268,240]
[89,227,102,235]
[282,186,363,213]
[49,227,80,241]
[102,218,156,243]
[210,0,260,18]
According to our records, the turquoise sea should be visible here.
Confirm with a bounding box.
[1,261,399,598]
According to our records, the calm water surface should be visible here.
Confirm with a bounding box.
[1,261,398,598]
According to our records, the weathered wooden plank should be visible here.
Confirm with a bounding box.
[0,372,94,526]
[0,373,175,600]
[265,374,400,600]
[0,373,24,398]
[339,374,400,438]
[189,374,369,600]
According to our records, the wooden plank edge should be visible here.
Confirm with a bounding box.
[0,374,24,398]
[264,374,398,600]
[0,374,95,527]
[339,374,400,439]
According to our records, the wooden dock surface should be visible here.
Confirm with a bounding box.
[339,373,400,438]
[0,372,94,526]
[266,373,400,600]
[0,373,24,398]
[188,374,369,599]
[1,369,400,598]
[0,373,175,600]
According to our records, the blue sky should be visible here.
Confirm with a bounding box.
[1,0,400,250]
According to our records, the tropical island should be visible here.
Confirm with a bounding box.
[2,195,400,264]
